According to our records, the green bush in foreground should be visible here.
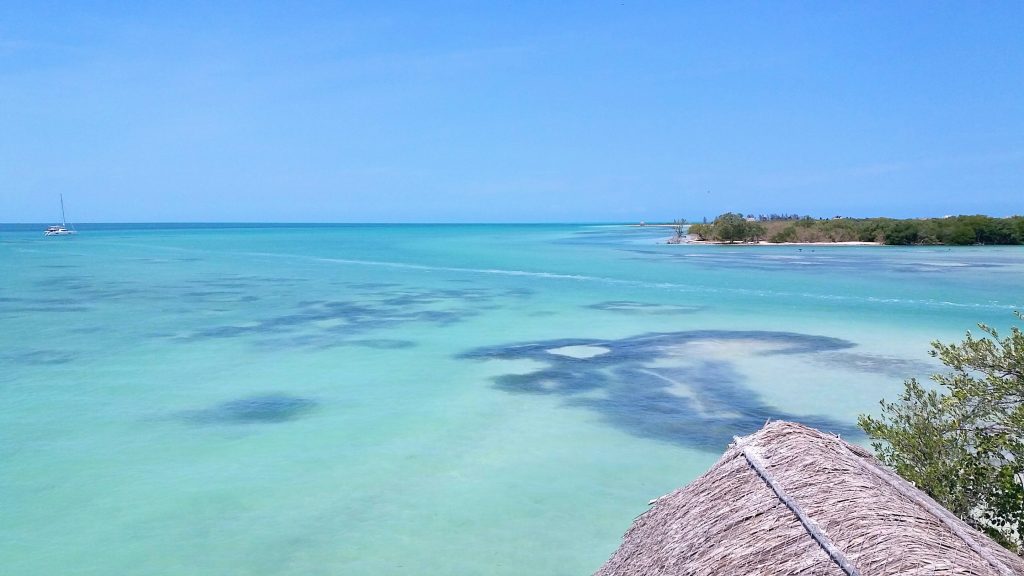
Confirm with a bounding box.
[859,313,1024,553]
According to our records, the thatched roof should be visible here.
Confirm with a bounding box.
[596,421,1024,576]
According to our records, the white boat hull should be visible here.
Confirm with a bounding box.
[45,195,77,236]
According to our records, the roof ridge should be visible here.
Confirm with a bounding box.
[750,422,1015,576]
[736,436,861,576]
[597,421,1024,576]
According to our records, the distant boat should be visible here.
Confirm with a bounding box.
[44,195,77,236]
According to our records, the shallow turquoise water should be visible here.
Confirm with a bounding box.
[2,224,1022,575]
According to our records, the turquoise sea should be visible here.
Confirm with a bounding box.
[3,224,1023,575]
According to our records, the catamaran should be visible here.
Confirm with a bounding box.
[44,194,77,236]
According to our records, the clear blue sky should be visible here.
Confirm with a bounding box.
[2,2,1021,222]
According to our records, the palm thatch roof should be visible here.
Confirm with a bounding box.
[596,421,1023,576]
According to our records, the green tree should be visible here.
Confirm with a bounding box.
[687,223,711,240]
[768,225,798,243]
[883,220,921,245]
[746,221,766,241]
[1012,217,1024,244]
[947,224,976,246]
[859,313,1024,553]
[713,212,752,242]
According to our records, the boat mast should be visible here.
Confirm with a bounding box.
[60,194,67,227]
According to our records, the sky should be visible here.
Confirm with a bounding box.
[1,1,1022,223]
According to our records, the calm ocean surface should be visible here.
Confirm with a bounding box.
[3,224,1022,575]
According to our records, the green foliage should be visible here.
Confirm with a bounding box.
[687,223,711,240]
[746,221,767,241]
[712,212,754,242]
[690,213,1024,245]
[768,225,798,243]
[883,220,921,245]
[693,213,766,243]
[856,220,886,243]
[859,313,1024,553]
[752,215,1024,245]
[947,224,976,246]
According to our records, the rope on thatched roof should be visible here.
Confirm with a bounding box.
[837,440,1017,576]
[737,440,862,576]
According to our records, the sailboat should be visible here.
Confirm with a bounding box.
[44,194,77,236]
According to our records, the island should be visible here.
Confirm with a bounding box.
[662,213,1024,245]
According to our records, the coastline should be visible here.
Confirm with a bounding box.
[635,224,885,246]
[642,214,1024,246]
[666,237,882,246]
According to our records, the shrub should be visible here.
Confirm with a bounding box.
[859,314,1024,553]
